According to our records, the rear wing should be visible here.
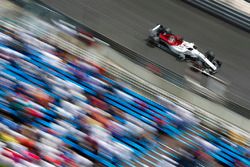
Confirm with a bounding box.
[149,24,163,37]
[152,24,162,31]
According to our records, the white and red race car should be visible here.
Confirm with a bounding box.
[147,24,222,74]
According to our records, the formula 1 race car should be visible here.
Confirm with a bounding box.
[147,24,222,74]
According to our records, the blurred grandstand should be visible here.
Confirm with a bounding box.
[0,0,249,167]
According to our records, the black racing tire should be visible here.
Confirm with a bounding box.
[205,50,215,62]
[146,37,156,47]
[215,60,222,67]
[209,69,217,75]
[209,59,221,74]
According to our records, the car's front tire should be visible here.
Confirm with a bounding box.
[209,71,217,75]
[210,59,221,74]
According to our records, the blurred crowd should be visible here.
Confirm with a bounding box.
[0,23,160,166]
[0,14,249,167]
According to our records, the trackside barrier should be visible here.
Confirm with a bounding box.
[184,0,250,32]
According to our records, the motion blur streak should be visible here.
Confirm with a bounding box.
[40,0,250,109]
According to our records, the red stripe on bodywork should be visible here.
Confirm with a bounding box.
[159,33,183,46]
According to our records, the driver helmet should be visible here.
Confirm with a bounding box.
[169,35,176,43]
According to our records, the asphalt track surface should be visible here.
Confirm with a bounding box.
[40,0,250,109]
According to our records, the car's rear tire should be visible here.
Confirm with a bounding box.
[146,37,156,47]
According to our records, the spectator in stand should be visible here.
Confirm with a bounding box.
[235,159,249,167]
[124,120,144,139]
[110,106,125,120]
[13,83,27,97]
[78,60,99,75]
[84,133,98,154]
[193,148,215,167]
[39,73,53,92]
[9,57,20,69]
[134,98,148,112]
[0,77,16,92]
[192,136,220,153]
[0,31,14,45]
[76,115,90,134]
[108,118,128,138]
[0,128,18,144]
[177,147,196,167]
[74,68,88,82]
[168,112,184,130]
[60,98,83,118]
[33,88,53,109]
[154,116,168,140]
[157,155,178,167]
[87,94,109,111]
[114,88,135,103]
